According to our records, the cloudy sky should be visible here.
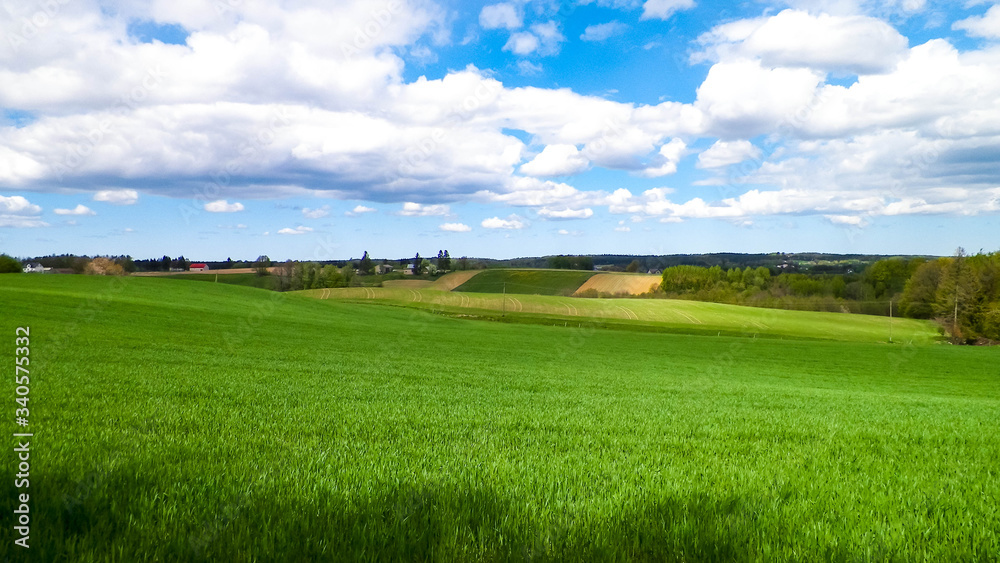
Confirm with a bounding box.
[1,0,999,261]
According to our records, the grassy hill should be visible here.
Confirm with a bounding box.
[1,274,997,560]
[306,287,940,343]
[454,268,596,296]
[167,272,279,290]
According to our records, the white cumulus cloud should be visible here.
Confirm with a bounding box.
[697,140,762,169]
[53,204,96,216]
[439,222,472,232]
[302,205,330,219]
[954,5,1000,39]
[480,3,522,30]
[0,195,46,228]
[695,10,909,75]
[537,207,594,220]
[640,138,687,177]
[204,200,245,213]
[581,21,628,42]
[93,189,138,205]
[278,226,313,235]
[520,145,590,177]
[481,215,528,229]
[399,202,450,217]
[641,0,696,21]
[504,32,540,55]
[345,205,377,216]
[503,22,564,56]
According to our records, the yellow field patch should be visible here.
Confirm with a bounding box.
[574,273,661,296]
[429,270,482,291]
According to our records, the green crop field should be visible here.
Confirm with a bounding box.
[166,272,279,290]
[307,286,940,344]
[454,268,596,296]
[2,275,998,561]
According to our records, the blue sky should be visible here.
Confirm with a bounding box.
[1,0,999,261]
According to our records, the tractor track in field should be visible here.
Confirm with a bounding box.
[409,289,423,302]
[507,296,523,312]
[460,295,470,308]
[675,310,703,324]
[320,288,331,300]
[616,305,638,320]
[364,287,376,299]
[565,303,578,317]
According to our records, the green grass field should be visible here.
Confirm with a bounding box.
[2,275,998,561]
[167,272,279,290]
[306,287,940,344]
[454,269,596,296]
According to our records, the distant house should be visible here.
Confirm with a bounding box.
[647,269,662,275]
[190,263,209,272]
[403,263,416,275]
[375,264,394,275]
[22,263,45,273]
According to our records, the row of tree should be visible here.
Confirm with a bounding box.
[14,254,198,273]
[548,255,595,270]
[260,251,455,291]
[0,254,143,275]
[271,261,355,291]
[657,250,1000,343]
[263,250,460,279]
[898,250,1000,342]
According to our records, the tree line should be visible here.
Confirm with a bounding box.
[898,249,1000,342]
[657,249,999,343]
[259,250,461,291]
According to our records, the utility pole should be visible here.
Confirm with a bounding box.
[888,299,893,343]
[501,283,507,317]
[954,296,959,340]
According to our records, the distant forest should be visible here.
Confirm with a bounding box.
[654,250,999,344]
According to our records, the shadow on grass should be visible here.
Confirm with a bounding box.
[0,471,923,562]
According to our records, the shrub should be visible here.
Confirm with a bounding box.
[84,257,125,276]
[0,254,22,273]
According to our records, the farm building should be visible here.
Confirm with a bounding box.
[22,262,46,273]
[190,263,209,272]
[376,264,394,275]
